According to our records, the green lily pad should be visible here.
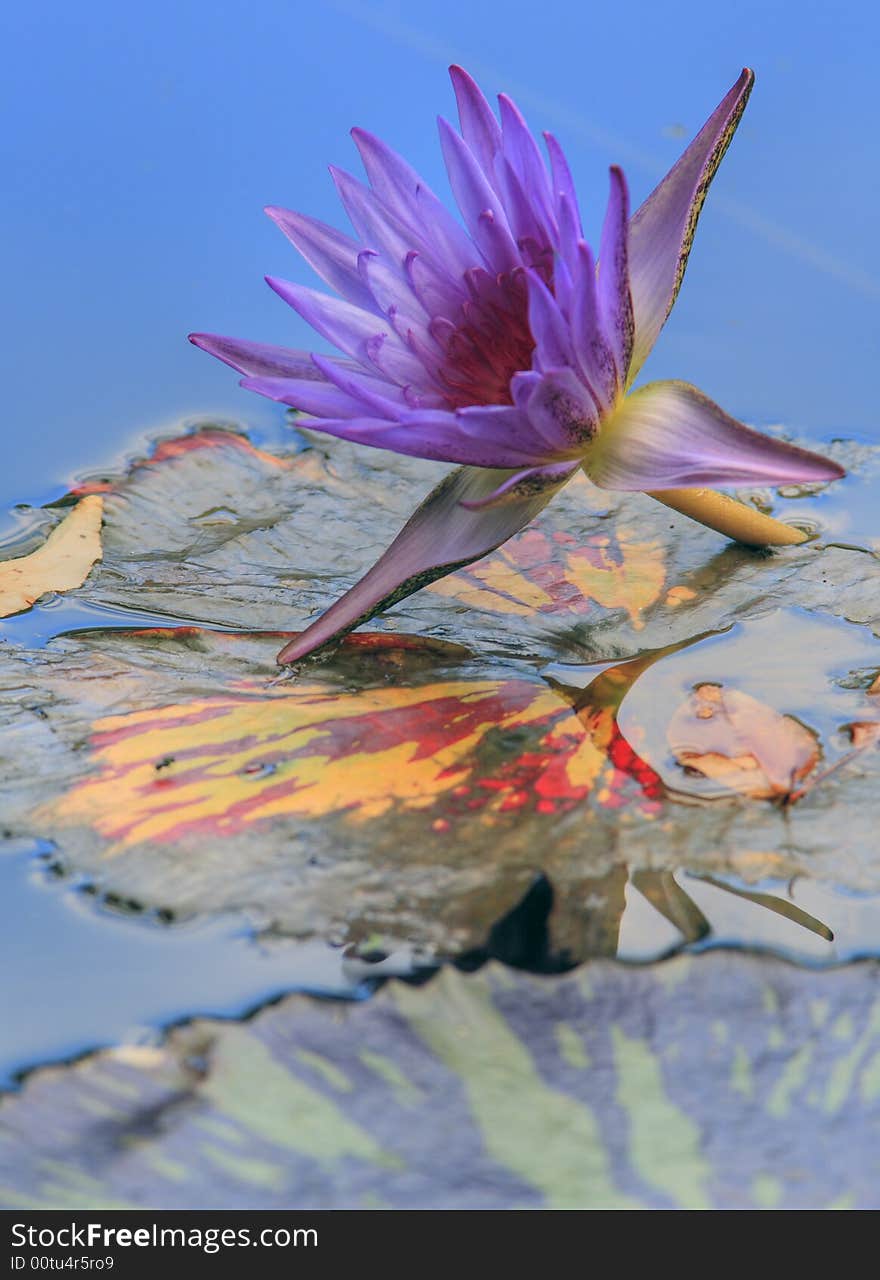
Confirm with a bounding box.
[2,954,879,1210]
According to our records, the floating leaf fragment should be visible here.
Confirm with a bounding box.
[0,496,103,618]
[844,721,880,750]
[667,683,819,801]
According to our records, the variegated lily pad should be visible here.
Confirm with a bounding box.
[3,955,880,1210]
[1,427,879,955]
[39,426,877,660]
[3,421,880,1210]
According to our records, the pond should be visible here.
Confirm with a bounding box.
[1,0,879,1211]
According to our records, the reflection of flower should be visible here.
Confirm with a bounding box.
[191,68,842,664]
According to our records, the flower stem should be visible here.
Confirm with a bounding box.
[646,487,807,546]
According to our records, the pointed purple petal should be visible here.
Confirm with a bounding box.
[597,167,634,387]
[458,460,579,509]
[544,132,583,234]
[450,403,566,462]
[555,191,582,281]
[351,127,478,277]
[449,65,503,183]
[264,207,377,311]
[498,94,555,232]
[437,117,519,272]
[240,374,381,418]
[308,354,410,412]
[357,249,432,346]
[525,269,575,372]
[330,167,417,274]
[311,353,427,414]
[276,460,573,663]
[189,333,334,380]
[587,380,847,490]
[265,276,424,385]
[494,155,551,262]
[628,69,755,380]
[571,242,618,409]
[273,403,557,469]
[405,251,467,321]
[522,366,599,450]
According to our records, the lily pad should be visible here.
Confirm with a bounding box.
[3,954,880,1210]
[2,425,880,961]
[2,599,880,959]
[41,426,880,660]
[3,420,880,1210]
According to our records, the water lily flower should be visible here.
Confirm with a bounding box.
[190,67,843,665]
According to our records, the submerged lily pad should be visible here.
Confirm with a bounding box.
[3,954,880,1210]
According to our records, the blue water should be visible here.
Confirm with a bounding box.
[0,841,375,1089]
[5,812,880,1087]
[2,0,878,537]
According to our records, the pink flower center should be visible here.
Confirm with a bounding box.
[427,249,553,410]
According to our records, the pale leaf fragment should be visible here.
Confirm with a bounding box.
[843,721,880,750]
[667,683,819,801]
[0,496,103,618]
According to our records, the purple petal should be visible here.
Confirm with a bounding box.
[494,155,552,261]
[550,249,575,319]
[362,331,430,386]
[240,374,382,419]
[276,460,574,664]
[350,128,478,277]
[587,380,847,490]
[628,69,755,380]
[357,250,432,344]
[330,167,417,275]
[571,242,618,409]
[188,333,334,380]
[310,354,412,412]
[543,132,583,234]
[475,208,522,276]
[405,251,468,322]
[449,65,503,184]
[265,276,424,385]
[311,352,445,413]
[597,167,634,386]
[555,191,582,280]
[526,269,575,371]
[437,118,519,272]
[498,94,555,232]
[522,366,599,450]
[458,461,579,509]
[264,207,377,311]
[269,403,557,469]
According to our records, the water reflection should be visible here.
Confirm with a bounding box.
[4,832,879,1091]
[455,863,875,971]
[0,841,372,1091]
[770,443,880,555]
[4,596,880,1087]
[547,608,880,806]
